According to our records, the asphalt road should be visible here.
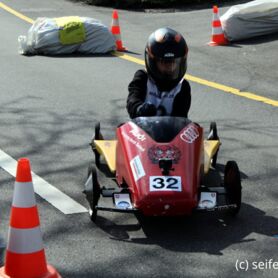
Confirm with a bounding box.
[0,0,277,277]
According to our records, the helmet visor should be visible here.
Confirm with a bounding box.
[155,57,185,81]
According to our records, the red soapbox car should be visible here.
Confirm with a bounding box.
[83,116,242,222]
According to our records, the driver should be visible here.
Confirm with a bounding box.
[126,27,191,119]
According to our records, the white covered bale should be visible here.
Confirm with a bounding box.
[18,16,116,55]
[221,0,278,41]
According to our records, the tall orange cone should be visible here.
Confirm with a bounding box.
[110,10,126,51]
[208,6,229,46]
[0,158,61,278]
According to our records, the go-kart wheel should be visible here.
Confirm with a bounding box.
[224,161,242,216]
[94,122,103,140]
[84,164,101,222]
[209,122,218,139]
[208,122,219,167]
[92,122,103,168]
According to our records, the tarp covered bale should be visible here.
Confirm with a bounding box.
[221,0,278,41]
[18,16,116,55]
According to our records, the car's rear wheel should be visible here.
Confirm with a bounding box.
[92,122,103,168]
[84,164,101,222]
[208,122,219,167]
[224,161,242,215]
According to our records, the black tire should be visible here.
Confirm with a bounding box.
[208,122,219,168]
[92,122,103,168]
[87,163,93,179]
[84,164,101,222]
[94,122,103,140]
[224,161,242,216]
[209,122,218,139]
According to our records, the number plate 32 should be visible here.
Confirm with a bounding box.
[149,176,182,192]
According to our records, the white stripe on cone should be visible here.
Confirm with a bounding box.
[113,19,119,26]
[7,226,44,254]
[114,34,122,40]
[12,181,36,207]
[212,27,225,35]
[213,13,220,21]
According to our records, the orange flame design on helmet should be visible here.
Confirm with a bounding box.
[174,34,181,43]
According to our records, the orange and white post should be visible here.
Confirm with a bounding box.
[0,158,61,278]
[110,10,126,51]
[208,5,229,46]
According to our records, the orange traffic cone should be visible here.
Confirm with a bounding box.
[208,5,229,46]
[0,158,61,278]
[110,10,126,51]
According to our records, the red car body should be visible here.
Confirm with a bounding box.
[115,117,203,216]
[84,116,241,222]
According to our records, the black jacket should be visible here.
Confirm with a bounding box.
[126,70,191,119]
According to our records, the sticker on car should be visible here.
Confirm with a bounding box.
[130,155,146,182]
[114,193,132,209]
[149,176,182,192]
[197,192,217,209]
[180,125,199,143]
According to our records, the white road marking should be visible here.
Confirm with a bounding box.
[0,149,88,214]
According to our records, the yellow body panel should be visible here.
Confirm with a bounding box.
[94,139,220,175]
[204,140,221,174]
[94,140,117,173]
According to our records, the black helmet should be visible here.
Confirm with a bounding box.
[145,27,188,90]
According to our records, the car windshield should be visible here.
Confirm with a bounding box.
[132,116,191,143]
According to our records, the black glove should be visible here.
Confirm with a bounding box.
[136,102,157,116]
[157,105,166,116]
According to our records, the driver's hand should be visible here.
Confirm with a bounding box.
[137,102,157,116]
[157,105,166,116]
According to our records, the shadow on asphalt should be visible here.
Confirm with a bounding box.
[95,203,277,256]
[21,50,141,58]
[231,32,278,46]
